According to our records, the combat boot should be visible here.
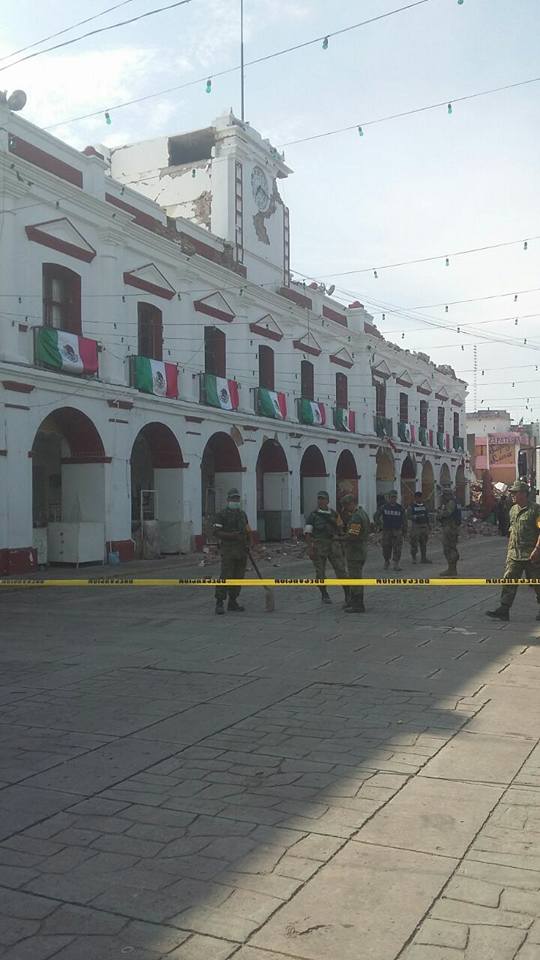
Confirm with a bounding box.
[420,554,432,564]
[384,560,390,570]
[345,601,366,614]
[227,599,245,612]
[486,606,510,621]
[411,555,417,564]
[342,587,351,608]
[215,600,225,616]
[320,587,332,604]
[393,562,402,572]
[438,567,452,577]
[440,564,458,578]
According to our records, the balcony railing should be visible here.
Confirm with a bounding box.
[374,415,393,438]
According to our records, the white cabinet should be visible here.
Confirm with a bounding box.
[47,523,105,565]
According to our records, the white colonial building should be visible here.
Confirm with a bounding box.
[0,106,468,573]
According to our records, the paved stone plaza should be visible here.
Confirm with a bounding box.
[2,535,540,959]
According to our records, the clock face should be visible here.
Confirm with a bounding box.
[251,166,270,211]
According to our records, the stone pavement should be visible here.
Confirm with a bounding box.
[1,534,540,958]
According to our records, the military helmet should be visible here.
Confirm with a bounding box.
[317,490,330,499]
[510,480,529,493]
[227,488,241,499]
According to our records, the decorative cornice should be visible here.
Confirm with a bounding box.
[249,321,283,342]
[2,381,34,394]
[25,221,96,263]
[330,353,353,369]
[293,339,321,357]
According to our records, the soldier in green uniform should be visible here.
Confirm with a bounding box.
[304,490,347,604]
[437,484,460,577]
[487,480,540,622]
[213,488,251,615]
[340,493,370,614]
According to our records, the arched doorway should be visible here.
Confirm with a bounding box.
[300,445,327,517]
[455,464,466,506]
[32,407,106,564]
[376,448,394,508]
[336,449,358,510]
[131,423,185,557]
[256,440,290,541]
[421,460,435,510]
[400,455,417,507]
[201,432,243,539]
[439,462,451,505]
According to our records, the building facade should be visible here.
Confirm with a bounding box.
[467,410,537,487]
[0,108,468,573]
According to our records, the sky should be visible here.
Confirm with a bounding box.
[1,0,539,422]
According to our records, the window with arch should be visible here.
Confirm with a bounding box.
[204,326,226,378]
[42,263,81,334]
[336,372,348,408]
[137,302,163,360]
[374,379,386,416]
[399,392,409,423]
[301,360,314,400]
[259,344,275,390]
[420,399,428,428]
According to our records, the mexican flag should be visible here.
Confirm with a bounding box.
[133,356,178,398]
[258,388,287,420]
[36,328,98,375]
[204,374,239,410]
[334,407,356,432]
[299,399,326,426]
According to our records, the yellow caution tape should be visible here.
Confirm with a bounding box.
[0,578,539,588]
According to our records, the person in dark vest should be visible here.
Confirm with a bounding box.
[374,490,407,571]
[213,488,251,615]
[304,490,348,604]
[408,490,432,564]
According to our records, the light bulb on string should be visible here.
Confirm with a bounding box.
[457,326,461,333]
[515,318,518,325]
[382,313,386,321]
[445,305,449,313]
[191,169,196,178]
[104,112,112,125]
[445,257,450,266]
[482,370,485,375]
[457,0,464,5]
[401,332,405,339]
[357,126,364,137]
[322,36,329,49]
[447,103,453,115]
[205,78,212,94]
[373,270,378,279]
[514,294,518,302]
[524,240,528,250]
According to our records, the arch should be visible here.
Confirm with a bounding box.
[455,464,466,506]
[440,463,451,486]
[421,460,435,510]
[130,422,185,556]
[400,454,417,508]
[256,440,290,541]
[31,407,106,563]
[300,444,326,478]
[336,449,358,507]
[376,448,395,508]
[201,432,244,532]
[300,444,327,516]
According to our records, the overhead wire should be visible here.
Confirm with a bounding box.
[0,0,138,64]
[40,0,436,130]
[0,0,196,74]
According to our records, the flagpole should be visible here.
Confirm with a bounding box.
[240,0,245,121]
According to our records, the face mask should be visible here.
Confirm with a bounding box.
[228,501,241,510]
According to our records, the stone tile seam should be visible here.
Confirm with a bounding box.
[393,730,540,959]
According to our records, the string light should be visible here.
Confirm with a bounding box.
[457,0,464,5]
[322,36,329,50]
[104,111,112,125]
[524,240,528,250]
[191,169,196,178]
[445,257,450,266]
[514,294,518,302]
[373,270,378,279]
[357,126,364,137]
[205,78,212,94]
[445,305,449,313]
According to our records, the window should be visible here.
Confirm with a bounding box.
[336,372,348,408]
[399,392,409,423]
[204,326,226,378]
[259,345,275,390]
[453,411,460,437]
[301,360,314,400]
[42,263,81,334]
[137,302,163,360]
[375,379,386,417]
[437,406,445,432]
[420,400,428,428]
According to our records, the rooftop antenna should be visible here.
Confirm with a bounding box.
[240,0,245,121]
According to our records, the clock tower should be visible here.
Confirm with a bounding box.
[107,113,292,287]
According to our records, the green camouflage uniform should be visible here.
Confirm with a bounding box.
[304,508,347,580]
[499,502,540,609]
[437,496,460,568]
[343,506,370,605]
[213,507,250,602]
